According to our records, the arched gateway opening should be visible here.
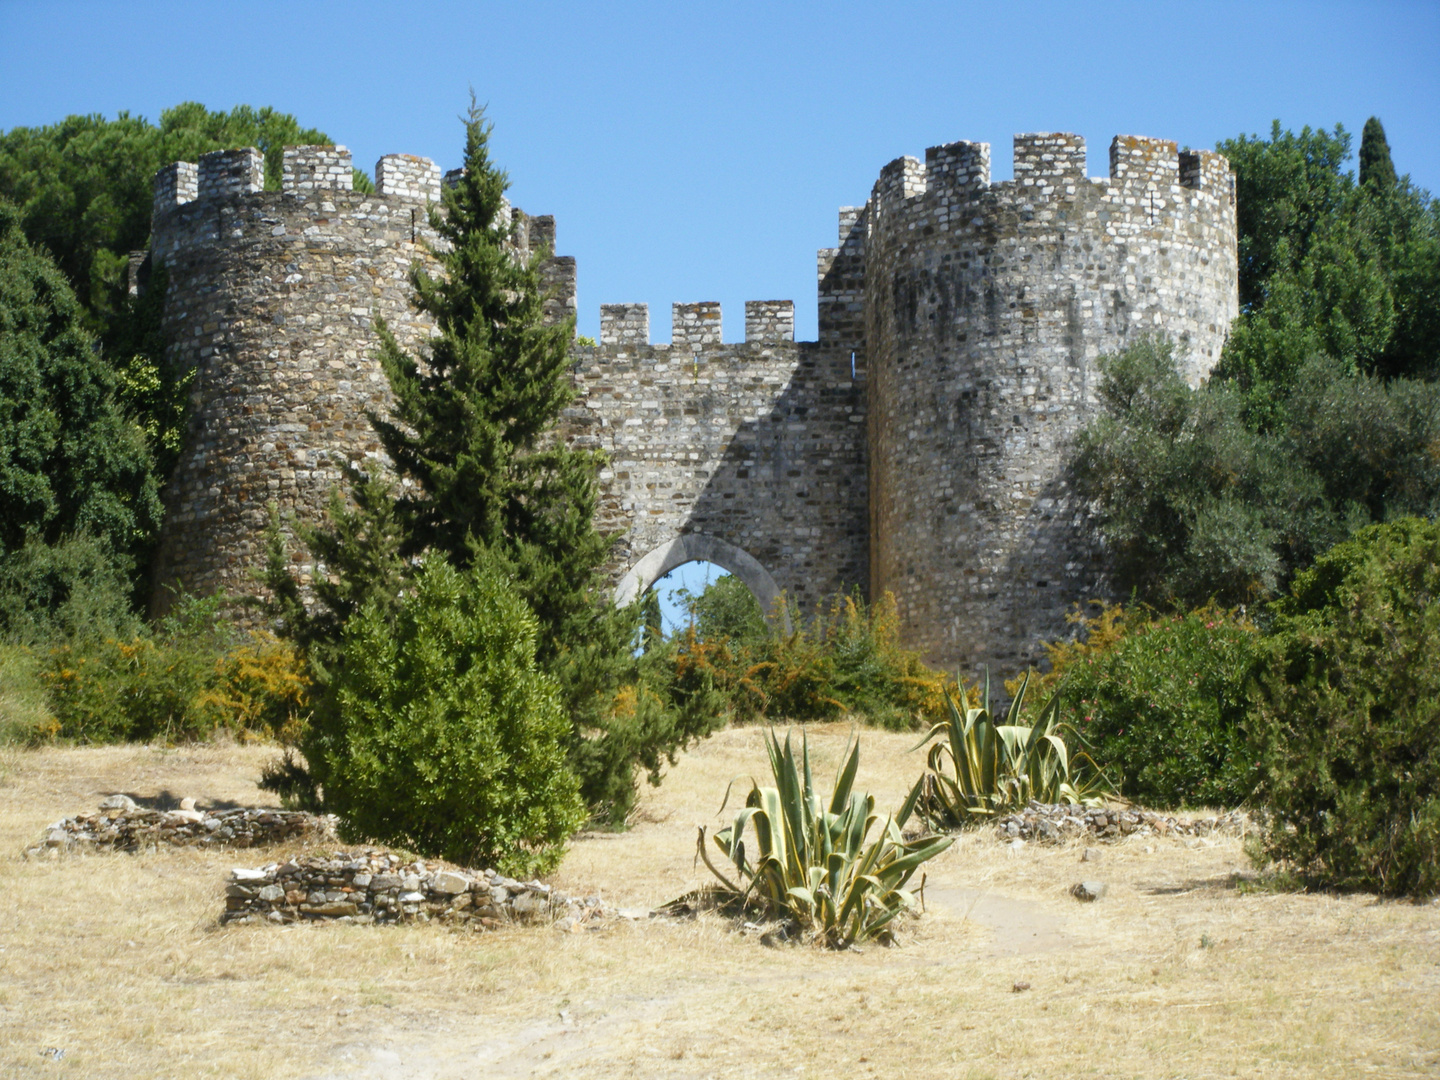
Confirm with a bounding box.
[613,534,791,632]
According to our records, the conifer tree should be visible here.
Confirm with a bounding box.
[368,102,609,654]
[1359,116,1397,191]
[271,101,720,821]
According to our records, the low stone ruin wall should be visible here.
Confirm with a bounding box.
[26,797,336,858]
[993,802,1253,843]
[222,850,613,930]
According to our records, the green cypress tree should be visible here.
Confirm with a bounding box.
[271,102,720,822]
[1358,116,1397,191]
[368,102,609,652]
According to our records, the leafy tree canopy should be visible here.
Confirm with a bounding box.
[1074,337,1440,609]
[1215,120,1440,419]
[0,103,330,334]
[0,200,160,558]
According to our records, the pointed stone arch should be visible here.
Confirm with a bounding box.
[613,533,790,631]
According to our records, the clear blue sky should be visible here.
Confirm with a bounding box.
[4,0,1436,629]
[3,0,1437,345]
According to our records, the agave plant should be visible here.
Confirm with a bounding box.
[902,670,1111,830]
[698,729,953,947]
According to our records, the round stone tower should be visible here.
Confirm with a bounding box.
[862,133,1238,671]
[146,144,577,612]
[146,145,447,611]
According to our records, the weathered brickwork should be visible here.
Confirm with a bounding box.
[744,300,795,343]
[600,303,650,345]
[147,129,1236,676]
[862,133,1237,669]
[671,301,723,350]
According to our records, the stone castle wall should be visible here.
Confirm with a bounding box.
[147,145,570,611]
[566,301,866,617]
[861,134,1237,669]
[146,129,1237,676]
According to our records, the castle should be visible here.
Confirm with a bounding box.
[145,132,1237,673]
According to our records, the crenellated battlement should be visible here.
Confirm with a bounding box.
[146,121,1239,678]
[150,144,447,220]
[864,132,1236,234]
[593,300,797,348]
[282,145,353,192]
[198,147,263,201]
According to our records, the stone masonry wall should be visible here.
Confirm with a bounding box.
[148,146,448,611]
[863,133,1238,671]
[567,302,867,615]
[144,128,1238,679]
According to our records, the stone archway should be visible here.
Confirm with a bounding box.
[613,533,791,631]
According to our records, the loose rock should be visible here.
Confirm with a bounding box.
[24,801,337,858]
[220,848,614,930]
[994,802,1253,845]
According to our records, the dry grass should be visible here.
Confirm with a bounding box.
[1,725,1437,1078]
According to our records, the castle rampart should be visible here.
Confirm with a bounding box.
[863,133,1237,669]
[148,145,454,610]
[145,128,1237,679]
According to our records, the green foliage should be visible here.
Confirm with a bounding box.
[0,200,161,563]
[0,533,141,645]
[0,103,331,485]
[654,589,951,730]
[672,572,769,646]
[0,643,54,744]
[1359,117,1397,192]
[272,102,716,824]
[1037,604,1262,809]
[0,103,329,332]
[39,595,309,745]
[700,729,953,946]
[904,672,1110,828]
[1072,337,1325,606]
[1216,120,1440,409]
[302,559,585,877]
[1249,518,1440,897]
[1074,338,1440,608]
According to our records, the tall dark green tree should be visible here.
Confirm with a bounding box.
[0,104,331,335]
[0,200,160,553]
[1358,116,1397,192]
[0,103,336,485]
[271,103,719,821]
[368,105,608,649]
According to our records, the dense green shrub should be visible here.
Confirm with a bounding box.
[1035,604,1262,809]
[656,590,951,730]
[0,533,141,645]
[39,596,308,744]
[1073,338,1440,611]
[302,560,585,877]
[1249,518,1440,896]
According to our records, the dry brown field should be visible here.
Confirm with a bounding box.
[1,725,1437,1079]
